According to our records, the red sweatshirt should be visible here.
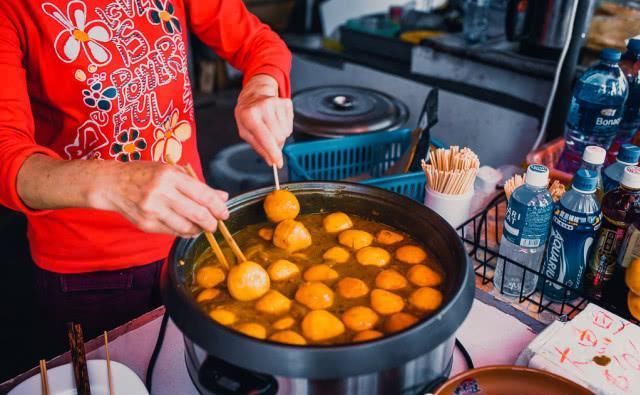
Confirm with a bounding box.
[0,0,291,273]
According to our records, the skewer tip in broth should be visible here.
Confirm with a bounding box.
[189,191,446,346]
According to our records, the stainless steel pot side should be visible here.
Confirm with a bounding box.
[162,182,474,395]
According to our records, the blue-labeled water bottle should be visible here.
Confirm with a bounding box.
[557,48,629,173]
[610,39,640,155]
[494,165,554,297]
[539,169,602,302]
[602,143,640,192]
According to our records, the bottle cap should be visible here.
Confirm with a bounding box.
[627,38,640,54]
[525,164,549,188]
[617,144,640,165]
[572,169,598,193]
[621,166,640,189]
[601,48,622,63]
[582,146,606,165]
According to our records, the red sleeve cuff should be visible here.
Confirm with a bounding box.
[243,65,291,98]
[0,146,61,215]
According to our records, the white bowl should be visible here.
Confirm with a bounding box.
[9,359,148,395]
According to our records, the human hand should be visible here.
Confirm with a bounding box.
[90,161,229,237]
[235,74,293,168]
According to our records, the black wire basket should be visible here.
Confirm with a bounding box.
[457,193,638,324]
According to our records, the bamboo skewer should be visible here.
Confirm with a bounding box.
[165,158,230,269]
[181,162,245,264]
[272,164,280,190]
[104,331,114,395]
[39,360,49,395]
[421,146,479,195]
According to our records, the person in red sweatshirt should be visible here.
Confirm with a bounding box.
[0,0,292,339]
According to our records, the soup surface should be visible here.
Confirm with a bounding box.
[189,212,445,345]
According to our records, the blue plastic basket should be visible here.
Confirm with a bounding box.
[361,172,426,202]
[284,129,414,181]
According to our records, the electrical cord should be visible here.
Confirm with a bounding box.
[531,0,579,150]
[455,338,474,370]
[146,309,170,392]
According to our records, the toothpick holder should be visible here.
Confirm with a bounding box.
[424,185,473,229]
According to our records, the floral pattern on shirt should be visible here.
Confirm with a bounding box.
[151,109,192,163]
[110,129,147,162]
[147,0,182,35]
[42,1,112,66]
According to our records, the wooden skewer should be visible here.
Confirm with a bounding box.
[182,164,245,264]
[217,220,247,263]
[104,331,114,395]
[272,164,280,190]
[166,157,230,269]
[39,360,50,395]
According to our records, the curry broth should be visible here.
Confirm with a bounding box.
[189,213,445,345]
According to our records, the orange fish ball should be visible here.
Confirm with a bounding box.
[255,290,292,315]
[395,245,427,264]
[338,230,374,250]
[370,289,405,315]
[209,309,237,326]
[356,247,391,267]
[323,212,353,233]
[353,330,384,342]
[407,264,443,287]
[375,269,408,290]
[304,264,339,282]
[264,189,300,223]
[227,261,270,302]
[323,246,351,264]
[385,312,418,333]
[258,227,274,241]
[273,219,312,252]
[267,259,300,282]
[196,266,226,289]
[410,287,443,311]
[272,316,296,330]
[196,288,220,303]
[342,306,379,332]
[375,229,404,245]
[301,310,345,341]
[235,323,267,340]
[269,330,307,345]
[295,282,335,310]
[336,277,370,299]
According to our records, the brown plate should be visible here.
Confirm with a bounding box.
[433,365,592,395]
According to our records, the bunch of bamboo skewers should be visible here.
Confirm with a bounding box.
[421,146,480,195]
[503,173,566,202]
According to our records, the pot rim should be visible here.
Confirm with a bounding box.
[162,181,474,379]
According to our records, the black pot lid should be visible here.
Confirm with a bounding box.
[293,86,409,138]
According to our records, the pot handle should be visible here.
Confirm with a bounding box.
[505,0,526,42]
[198,355,278,395]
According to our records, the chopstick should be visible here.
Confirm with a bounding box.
[39,359,49,395]
[182,164,246,263]
[68,322,91,395]
[104,331,114,395]
[272,164,280,190]
[165,157,230,270]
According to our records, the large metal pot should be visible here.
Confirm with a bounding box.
[162,182,474,395]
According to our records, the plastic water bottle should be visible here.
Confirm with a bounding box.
[494,165,554,297]
[539,169,601,302]
[602,143,640,192]
[610,39,640,157]
[557,49,629,173]
[463,0,490,44]
[580,145,606,199]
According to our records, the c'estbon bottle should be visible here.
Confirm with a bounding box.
[587,166,640,300]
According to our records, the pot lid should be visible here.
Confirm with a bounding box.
[293,86,409,138]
